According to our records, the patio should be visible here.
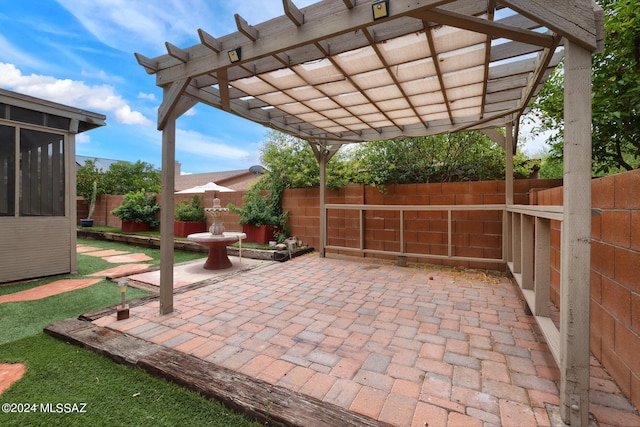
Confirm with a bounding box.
[48,253,639,426]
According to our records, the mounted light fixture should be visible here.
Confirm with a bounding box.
[372,0,389,20]
[228,47,241,63]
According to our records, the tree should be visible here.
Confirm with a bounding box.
[353,132,519,187]
[76,159,161,201]
[76,159,104,202]
[259,131,358,189]
[259,130,535,190]
[100,161,161,195]
[529,0,640,174]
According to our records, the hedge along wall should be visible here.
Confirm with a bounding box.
[283,179,562,270]
[535,169,640,411]
[78,191,246,232]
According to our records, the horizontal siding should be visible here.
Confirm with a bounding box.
[0,217,72,283]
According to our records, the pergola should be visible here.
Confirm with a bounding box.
[136,1,603,424]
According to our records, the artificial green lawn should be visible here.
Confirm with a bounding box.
[0,238,261,426]
[0,334,260,427]
[0,281,150,345]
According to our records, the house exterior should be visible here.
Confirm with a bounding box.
[174,161,263,192]
[0,89,105,283]
[76,155,124,172]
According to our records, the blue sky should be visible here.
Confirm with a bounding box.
[0,0,315,174]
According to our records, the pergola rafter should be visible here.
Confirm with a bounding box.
[136,1,604,425]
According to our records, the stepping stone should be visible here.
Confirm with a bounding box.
[0,279,102,304]
[103,253,154,264]
[81,250,129,257]
[89,264,154,279]
[0,363,26,395]
[76,245,104,253]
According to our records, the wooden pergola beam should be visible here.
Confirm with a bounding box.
[165,42,189,62]
[235,14,259,41]
[157,78,191,130]
[411,8,556,48]
[283,0,304,26]
[198,29,222,52]
[502,0,598,51]
[154,0,455,85]
[134,53,158,74]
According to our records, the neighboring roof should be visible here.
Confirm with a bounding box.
[175,169,260,192]
[0,88,106,133]
[175,182,235,193]
[76,155,126,171]
[136,0,603,148]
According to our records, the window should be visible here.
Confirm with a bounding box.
[0,125,15,216]
[19,129,65,216]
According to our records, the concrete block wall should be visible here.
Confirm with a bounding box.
[535,169,640,410]
[284,179,561,270]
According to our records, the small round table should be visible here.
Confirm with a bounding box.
[187,232,246,270]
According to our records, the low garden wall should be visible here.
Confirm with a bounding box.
[283,179,561,270]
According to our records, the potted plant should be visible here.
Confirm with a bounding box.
[111,189,160,232]
[174,194,207,237]
[80,181,97,227]
[228,185,288,244]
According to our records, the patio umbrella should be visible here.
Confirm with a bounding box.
[175,182,235,193]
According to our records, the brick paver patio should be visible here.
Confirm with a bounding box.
[92,253,640,426]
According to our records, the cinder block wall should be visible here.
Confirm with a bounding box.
[535,169,640,410]
[283,179,561,270]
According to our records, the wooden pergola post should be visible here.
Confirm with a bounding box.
[559,39,592,426]
[157,82,196,316]
[159,114,176,315]
[318,151,327,258]
[504,122,515,267]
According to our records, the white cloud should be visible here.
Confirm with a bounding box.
[138,92,156,101]
[54,0,320,55]
[0,35,46,70]
[76,133,91,144]
[54,0,219,55]
[176,128,250,160]
[0,62,152,126]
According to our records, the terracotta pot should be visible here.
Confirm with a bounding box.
[242,224,279,244]
[121,220,150,232]
[174,221,207,237]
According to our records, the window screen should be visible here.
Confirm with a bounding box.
[0,125,15,216]
[19,129,65,216]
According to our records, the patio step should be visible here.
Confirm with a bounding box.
[77,229,315,261]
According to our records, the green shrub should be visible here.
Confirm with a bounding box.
[227,186,287,228]
[175,195,206,222]
[111,190,160,228]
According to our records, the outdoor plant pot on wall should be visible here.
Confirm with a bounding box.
[174,195,207,237]
[80,218,94,227]
[111,189,160,233]
[121,220,150,233]
[242,224,279,244]
[174,221,206,237]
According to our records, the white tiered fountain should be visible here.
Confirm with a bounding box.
[187,197,246,270]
